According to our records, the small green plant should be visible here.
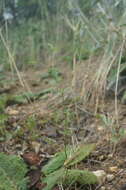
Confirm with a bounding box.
[0,144,97,190]
[97,114,126,143]
[25,114,55,141]
[7,88,54,106]
[40,67,62,84]
[50,106,75,137]
[0,153,28,190]
[0,95,8,113]
[42,144,97,190]
[48,67,62,81]
[0,114,8,139]
[26,116,36,129]
[24,116,40,140]
[107,62,126,98]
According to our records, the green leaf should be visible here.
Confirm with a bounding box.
[64,144,95,167]
[42,168,98,190]
[40,72,50,80]
[0,95,7,113]
[0,153,28,190]
[42,144,95,175]
[0,114,8,125]
[42,147,70,175]
[96,114,112,127]
[43,168,65,190]
[7,94,28,105]
[48,67,62,82]
[6,88,54,105]
[63,169,98,186]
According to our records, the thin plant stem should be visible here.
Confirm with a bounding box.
[114,38,126,127]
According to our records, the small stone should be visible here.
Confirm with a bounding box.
[15,144,22,149]
[31,141,41,154]
[6,108,19,115]
[100,186,106,190]
[99,155,105,161]
[106,174,114,181]
[93,170,106,183]
[109,166,118,172]
[108,154,113,158]
[98,126,104,131]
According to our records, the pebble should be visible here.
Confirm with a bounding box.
[106,174,114,181]
[93,170,106,183]
[100,186,106,190]
[109,166,118,172]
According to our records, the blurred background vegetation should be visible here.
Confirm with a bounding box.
[0,0,126,74]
